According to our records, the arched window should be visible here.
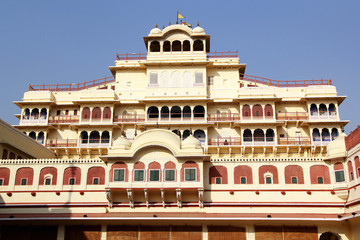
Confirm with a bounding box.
[193,40,204,51]
[37,132,45,144]
[101,131,110,144]
[150,41,160,52]
[103,107,111,119]
[172,129,181,138]
[9,152,15,159]
[264,104,273,118]
[15,167,34,185]
[111,162,128,182]
[172,40,181,52]
[319,104,327,116]
[183,106,191,120]
[265,129,275,142]
[284,165,304,184]
[63,167,81,185]
[328,103,336,116]
[355,156,360,178]
[80,131,88,144]
[319,232,340,240]
[89,131,100,144]
[310,165,330,184]
[312,128,320,142]
[331,128,339,140]
[321,128,330,141]
[29,131,36,140]
[164,161,176,181]
[92,107,101,120]
[31,108,39,119]
[2,149,8,159]
[40,108,47,119]
[234,165,253,184]
[181,161,199,182]
[39,167,57,185]
[160,106,169,120]
[347,161,354,181]
[334,162,345,183]
[310,104,318,116]
[148,162,161,182]
[24,108,30,119]
[183,40,190,51]
[243,129,252,142]
[253,129,264,142]
[147,106,159,119]
[163,41,170,52]
[0,167,10,185]
[209,166,228,184]
[171,106,181,119]
[252,104,263,118]
[193,105,205,119]
[87,167,105,185]
[259,165,278,184]
[182,129,191,140]
[133,162,145,182]
[194,129,205,144]
[82,107,90,120]
[242,105,251,119]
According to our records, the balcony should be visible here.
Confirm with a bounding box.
[45,139,113,148]
[278,137,311,145]
[243,137,276,146]
[276,112,308,121]
[46,139,78,148]
[241,116,275,121]
[48,115,80,124]
[79,139,112,148]
[207,113,240,122]
[81,118,113,124]
[114,114,145,123]
[208,137,241,146]
[147,113,206,122]
[312,137,331,146]
[21,116,47,124]
[309,111,337,120]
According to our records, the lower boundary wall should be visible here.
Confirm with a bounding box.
[0,223,353,240]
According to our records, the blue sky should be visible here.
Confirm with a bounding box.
[1,0,359,132]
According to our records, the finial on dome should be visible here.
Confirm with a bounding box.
[197,21,199,26]
[155,24,158,28]
[134,128,137,137]
[190,127,193,135]
[169,21,171,26]
[163,25,165,29]
[176,20,178,24]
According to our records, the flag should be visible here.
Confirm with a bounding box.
[177,13,185,19]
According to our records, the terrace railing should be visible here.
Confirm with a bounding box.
[208,113,241,122]
[240,73,332,88]
[49,115,80,124]
[276,112,308,121]
[29,76,115,92]
[208,137,241,146]
[114,114,145,123]
[46,139,78,148]
[278,137,311,145]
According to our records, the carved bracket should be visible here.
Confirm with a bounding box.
[161,189,165,207]
[127,189,134,208]
[176,189,182,208]
[105,189,113,208]
[198,188,204,208]
[144,189,149,208]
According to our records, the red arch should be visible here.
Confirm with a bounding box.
[2,149,8,159]
[284,165,304,184]
[234,165,253,184]
[347,161,354,181]
[252,104,263,118]
[92,107,102,120]
[103,107,112,119]
[259,165,278,184]
[181,161,200,182]
[242,105,251,118]
[82,107,90,120]
[209,166,228,184]
[15,167,34,185]
[310,165,330,184]
[110,162,128,182]
[264,104,273,118]
[87,167,105,185]
[334,162,344,170]
[39,167,57,185]
[63,167,81,185]
[164,161,176,181]
[355,156,360,178]
[0,167,10,186]
[148,162,161,182]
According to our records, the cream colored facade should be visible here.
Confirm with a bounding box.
[0,24,359,240]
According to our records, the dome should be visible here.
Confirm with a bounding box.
[193,26,205,34]
[112,136,131,150]
[149,27,162,35]
[325,132,347,160]
[182,135,201,149]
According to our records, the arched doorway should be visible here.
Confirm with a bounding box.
[319,232,340,240]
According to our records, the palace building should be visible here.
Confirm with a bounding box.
[0,23,359,240]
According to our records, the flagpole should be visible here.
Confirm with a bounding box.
[177,10,178,24]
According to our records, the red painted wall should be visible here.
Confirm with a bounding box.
[39,167,57,185]
[258,165,278,184]
[284,165,304,184]
[15,167,34,185]
[87,166,105,185]
[234,165,253,184]
[0,167,10,185]
[63,167,81,185]
[347,161,354,181]
[334,162,344,170]
[310,165,331,184]
[355,156,360,178]
[209,165,228,184]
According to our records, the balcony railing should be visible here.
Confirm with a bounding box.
[312,137,331,146]
[208,137,241,146]
[278,137,311,145]
[49,115,80,124]
[243,137,276,146]
[81,118,112,123]
[207,51,238,58]
[21,117,47,124]
[310,111,337,120]
[79,139,112,148]
[147,113,206,122]
[207,113,241,122]
[46,139,78,148]
[114,114,145,123]
[240,73,332,87]
[241,116,274,121]
[276,112,308,121]
[28,76,115,91]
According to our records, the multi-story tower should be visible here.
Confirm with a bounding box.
[0,23,358,240]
